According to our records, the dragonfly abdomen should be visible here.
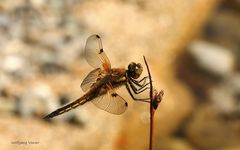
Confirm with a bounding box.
[43,96,88,119]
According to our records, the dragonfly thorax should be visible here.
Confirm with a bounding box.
[127,62,143,79]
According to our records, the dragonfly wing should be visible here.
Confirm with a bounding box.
[81,68,101,92]
[85,34,111,71]
[91,90,128,115]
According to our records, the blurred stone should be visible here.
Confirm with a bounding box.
[220,145,240,150]
[0,40,37,79]
[176,51,223,101]
[0,97,16,113]
[189,41,235,76]
[156,137,195,150]
[39,29,66,48]
[209,73,240,115]
[30,0,45,8]
[0,73,11,90]
[19,82,58,117]
[185,105,240,149]
[203,8,240,51]
[0,13,10,29]
[2,55,26,74]
[202,1,240,73]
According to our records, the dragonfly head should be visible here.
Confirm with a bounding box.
[127,62,143,79]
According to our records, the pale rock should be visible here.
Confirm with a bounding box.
[1,55,25,73]
[209,73,240,114]
[189,41,235,76]
[19,83,58,117]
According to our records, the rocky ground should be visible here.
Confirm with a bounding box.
[0,0,240,150]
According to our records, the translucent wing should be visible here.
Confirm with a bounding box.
[85,34,111,71]
[91,90,128,115]
[81,68,101,92]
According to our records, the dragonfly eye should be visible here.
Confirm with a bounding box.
[127,62,143,79]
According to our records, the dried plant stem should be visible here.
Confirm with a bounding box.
[144,56,164,150]
[143,56,154,150]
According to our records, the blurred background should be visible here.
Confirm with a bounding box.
[0,0,240,149]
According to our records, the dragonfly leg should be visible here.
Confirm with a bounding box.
[128,80,150,94]
[125,83,150,102]
[135,76,149,85]
[129,76,149,87]
[133,86,150,94]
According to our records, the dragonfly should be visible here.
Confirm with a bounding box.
[44,34,149,119]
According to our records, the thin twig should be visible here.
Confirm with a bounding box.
[143,56,154,150]
[143,56,164,150]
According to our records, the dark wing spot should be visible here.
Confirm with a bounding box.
[111,93,118,97]
[99,49,103,54]
[96,35,100,38]
[125,102,128,107]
